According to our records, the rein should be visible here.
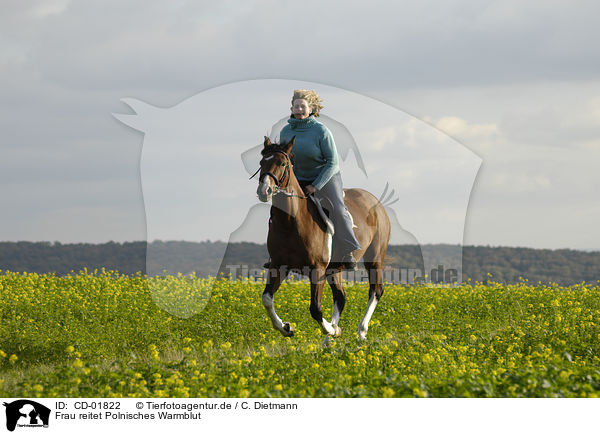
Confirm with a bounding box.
[250,149,308,199]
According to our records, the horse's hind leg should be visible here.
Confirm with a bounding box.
[262,266,293,337]
[358,261,384,340]
[326,270,345,337]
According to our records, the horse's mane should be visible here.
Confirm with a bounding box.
[260,142,285,156]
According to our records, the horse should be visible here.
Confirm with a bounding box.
[254,136,391,340]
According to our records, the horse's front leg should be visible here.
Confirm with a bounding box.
[262,266,293,337]
[310,267,337,336]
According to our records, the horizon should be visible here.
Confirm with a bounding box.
[1,239,597,253]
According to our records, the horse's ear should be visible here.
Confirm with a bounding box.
[284,136,295,154]
[263,136,272,147]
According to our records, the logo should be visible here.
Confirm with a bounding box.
[113,79,481,317]
[3,400,50,432]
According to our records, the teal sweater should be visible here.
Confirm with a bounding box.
[279,115,340,191]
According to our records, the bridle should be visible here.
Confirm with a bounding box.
[250,149,307,199]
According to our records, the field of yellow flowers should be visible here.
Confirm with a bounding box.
[1,270,600,398]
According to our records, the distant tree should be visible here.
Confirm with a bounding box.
[0,241,598,284]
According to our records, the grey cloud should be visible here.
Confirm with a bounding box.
[4,0,600,95]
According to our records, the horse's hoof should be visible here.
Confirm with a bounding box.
[283,322,294,337]
[333,324,342,337]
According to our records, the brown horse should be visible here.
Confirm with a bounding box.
[255,136,390,340]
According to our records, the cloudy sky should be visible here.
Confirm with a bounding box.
[1,0,599,250]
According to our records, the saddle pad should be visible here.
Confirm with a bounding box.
[308,195,335,236]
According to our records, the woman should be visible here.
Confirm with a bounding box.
[278,89,362,269]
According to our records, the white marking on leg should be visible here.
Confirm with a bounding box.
[262,293,285,332]
[357,293,378,340]
[320,318,336,335]
[331,303,341,326]
[323,291,342,345]
[330,302,342,337]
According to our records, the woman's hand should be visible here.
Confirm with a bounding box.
[304,185,317,195]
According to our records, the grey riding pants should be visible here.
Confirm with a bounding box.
[299,171,362,258]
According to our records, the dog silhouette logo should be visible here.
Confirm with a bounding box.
[113,79,481,317]
[3,400,50,431]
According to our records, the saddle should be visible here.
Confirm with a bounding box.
[307,194,335,236]
[296,179,334,235]
[309,194,352,264]
[305,188,358,264]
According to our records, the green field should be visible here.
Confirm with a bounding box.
[1,270,600,397]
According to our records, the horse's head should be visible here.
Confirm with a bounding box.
[256,136,295,202]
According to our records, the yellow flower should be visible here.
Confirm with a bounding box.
[65,346,75,354]
[382,387,395,398]
[413,388,428,398]
[9,354,18,364]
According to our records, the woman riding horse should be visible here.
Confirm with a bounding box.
[265,89,361,269]
[256,90,391,340]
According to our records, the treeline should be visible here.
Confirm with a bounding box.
[0,241,598,285]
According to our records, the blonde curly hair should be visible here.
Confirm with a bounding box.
[291,89,324,117]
